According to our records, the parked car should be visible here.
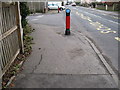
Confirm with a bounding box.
[59,6,65,10]
[48,4,58,10]
[71,3,76,6]
[66,2,70,5]
[48,4,65,10]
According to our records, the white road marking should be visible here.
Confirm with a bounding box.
[74,8,119,25]
[36,15,44,18]
[31,19,38,21]
[29,15,44,21]
[115,37,120,41]
[86,12,119,25]
[102,13,106,15]
[108,20,119,24]
[111,16,118,19]
[76,12,117,34]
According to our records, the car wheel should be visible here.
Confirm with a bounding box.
[60,8,63,10]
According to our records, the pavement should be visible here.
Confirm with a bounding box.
[13,10,118,88]
[69,6,119,73]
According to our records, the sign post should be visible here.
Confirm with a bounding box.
[65,9,71,35]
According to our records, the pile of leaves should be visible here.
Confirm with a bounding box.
[2,54,26,88]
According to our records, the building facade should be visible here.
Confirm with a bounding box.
[27,1,48,13]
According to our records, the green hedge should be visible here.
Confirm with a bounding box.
[75,2,80,6]
[20,2,30,28]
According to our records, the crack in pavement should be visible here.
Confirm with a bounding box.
[31,54,43,74]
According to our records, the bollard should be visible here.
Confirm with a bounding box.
[65,9,71,35]
[58,6,59,13]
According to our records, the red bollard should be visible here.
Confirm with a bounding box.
[58,6,59,13]
[65,9,71,35]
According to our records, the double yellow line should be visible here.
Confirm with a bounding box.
[75,11,119,41]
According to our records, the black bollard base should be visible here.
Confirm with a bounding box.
[65,29,70,35]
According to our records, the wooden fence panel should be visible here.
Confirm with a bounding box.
[0,2,22,77]
[0,2,2,79]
